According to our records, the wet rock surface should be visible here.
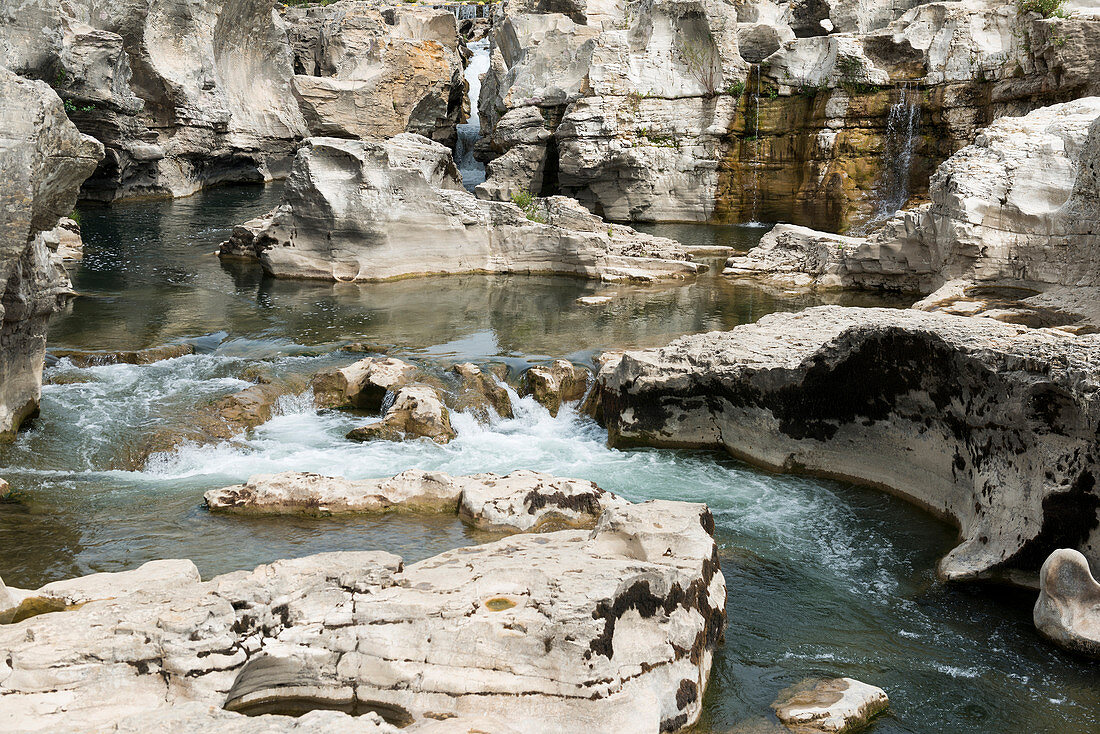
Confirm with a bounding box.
[345,383,456,444]
[219,134,702,282]
[771,677,889,733]
[592,305,1100,584]
[49,343,195,368]
[520,359,589,417]
[1034,548,1100,659]
[311,356,418,411]
[0,499,724,733]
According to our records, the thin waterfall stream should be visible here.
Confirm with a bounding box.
[455,38,490,190]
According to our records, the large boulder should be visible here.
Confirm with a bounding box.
[590,305,1100,585]
[520,359,589,416]
[311,356,418,411]
[219,133,703,282]
[0,66,101,441]
[0,0,308,201]
[1034,548,1100,659]
[0,500,724,733]
[286,1,465,146]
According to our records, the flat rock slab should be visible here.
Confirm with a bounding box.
[772,678,889,733]
[591,304,1100,584]
[0,501,724,733]
[205,469,630,533]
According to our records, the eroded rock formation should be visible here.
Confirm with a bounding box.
[345,383,456,443]
[0,67,101,441]
[0,498,725,733]
[220,133,703,282]
[1034,548,1100,658]
[590,305,1100,585]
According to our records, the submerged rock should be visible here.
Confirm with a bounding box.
[0,67,102,442]
[1034,548,1100,659]
[206,468,628,533]
[771,678,889,733]
[311,356,418,411]
[591,305,1100,584]
[49,343,195,368]
[0,500,724,733]
[345,383,455,444]
[219,134,702,283]
[520,359,589,417]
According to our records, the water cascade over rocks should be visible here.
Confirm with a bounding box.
[456,39,490,189]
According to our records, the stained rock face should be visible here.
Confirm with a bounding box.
[727,98,1100,327]
[311,356,418,411]
[285,1,464,146]
[771,678,889,734]
[0,67,102,442]
[0,500,724,733]
[591,305,1100,584]
[345,384,456,444]
[0,0,308,201]
[520,359,589,417]
[1034,548,1100,659]
[220,133,702,282]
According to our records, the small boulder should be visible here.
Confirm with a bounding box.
[520,359,589,417]
[312,356,418,411]
[1034,548,1100,658]
[457,470,628,532]
[772,678,889,733]
[49,343,195,368]
[346,384,455,444]
[448,362,513,420]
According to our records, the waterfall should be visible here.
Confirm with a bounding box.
[442,3,482,20]
[748,64,763,226]
[861,82,920,232]
[455,39,490,190]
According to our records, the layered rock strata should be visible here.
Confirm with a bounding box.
[0,499,725,733]
[590,305,1100,584]
[205,468,628,533]
[0,67,101,441]
[219,133,703,282]
[0,0,308,201]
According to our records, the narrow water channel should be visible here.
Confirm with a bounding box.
[0,184,1095,732]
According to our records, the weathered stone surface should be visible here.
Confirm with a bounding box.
[286,1,464,146]
[206,468,628,533]
[40,216,83,262]
[345,383,456,444]
[449,362,514,420]
[0,66,101,442]
[311,356,418,411]
[0,500,724,733]
[772,677,889,733]
[50,343,195,368]
[520,359,589,417]
[205,379,303,440]
[0,0,308,201]
[220,134,702,282]
[1034,548,1100,659]
[592,305,1100,584]
[0,476,9,498]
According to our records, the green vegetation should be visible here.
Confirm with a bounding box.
[63,99,95,113]
[1016,0,1066,17]
[511,188,546,223]
[69,209,81,226]
[678,38,721,97]
[637,127,679,148]
[725,80,745,98]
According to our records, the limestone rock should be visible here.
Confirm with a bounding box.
[205,380,302,440]
[205,468,628,533]
[206,469,463,515]
[287,1,465,146]
[0,67,102,442]
[50,343,195,368]
[219,134,702,282]
[0,501,724,733]
[591,305,1100,584]
[40,216,83,262]
[520,359,589,417]
[0,0,308,201]
[33,559,201,607]
[449,362,514,420]
[772,678,889,733]
[0,476,9,498]
[1034,548,1100,659]
[346,384,455,444]
[311,356,418,411]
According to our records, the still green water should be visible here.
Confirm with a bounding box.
[0,184,1095,733]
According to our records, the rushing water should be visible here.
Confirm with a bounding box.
[856,83,921,235]
[1,185,1097,732]
[455,39,490,189]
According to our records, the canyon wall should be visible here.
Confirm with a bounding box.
[0,67,101,441]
